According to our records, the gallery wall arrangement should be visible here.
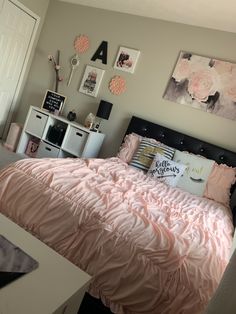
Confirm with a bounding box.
[164,51,236,121]
[47,34,141,102]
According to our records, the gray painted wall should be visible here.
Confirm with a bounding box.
[16,0,236,157]
[18,0,49,18]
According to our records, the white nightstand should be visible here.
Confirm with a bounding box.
[0,214,91,314]
[16,106,105,158]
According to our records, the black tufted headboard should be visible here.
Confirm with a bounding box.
[125,116,236,219]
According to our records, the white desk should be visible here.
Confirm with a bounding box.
[0,214,91,314]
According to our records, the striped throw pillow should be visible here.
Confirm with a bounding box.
[129,138,175,171]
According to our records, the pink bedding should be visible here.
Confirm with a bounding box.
[0,157,233,314]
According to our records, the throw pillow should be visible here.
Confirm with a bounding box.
[148,153,187,187]
[204,163,236,207]
[117,133,142,163]
[173,150,214,197]
[130,138,175,171]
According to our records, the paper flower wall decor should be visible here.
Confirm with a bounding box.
[74,35,90,54]
[48,50,63,93]
[109,76,126,95]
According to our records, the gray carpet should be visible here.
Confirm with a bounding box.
[0,143,26,169]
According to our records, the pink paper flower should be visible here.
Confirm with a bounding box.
[109,76,126,95]
[187,68,219,102]
[74,35,90,54]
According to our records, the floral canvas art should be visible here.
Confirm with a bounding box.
[163,52,236,120]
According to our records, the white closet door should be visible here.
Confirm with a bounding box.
[0,0,36,137]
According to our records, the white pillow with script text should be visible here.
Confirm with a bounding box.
[148,153,187,187]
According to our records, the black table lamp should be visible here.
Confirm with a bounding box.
[93,100,113,131]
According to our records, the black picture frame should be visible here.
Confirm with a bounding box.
[41,90,66,115]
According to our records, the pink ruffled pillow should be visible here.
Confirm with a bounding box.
[117,133,142,163]
[204,163,236,208]
[117,133,164,163]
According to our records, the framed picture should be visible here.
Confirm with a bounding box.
[163,51,236,121]
[79,65,105,97]
[114,47,140,73]
[41,90,66,115]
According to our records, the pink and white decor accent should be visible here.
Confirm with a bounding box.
[109,75,126,95]
[74,35,90,54]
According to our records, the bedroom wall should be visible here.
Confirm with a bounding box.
[16,0,236,157]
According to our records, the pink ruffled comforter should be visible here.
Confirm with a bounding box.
[0,157,233,314]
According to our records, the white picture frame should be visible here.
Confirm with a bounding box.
[114,46,140,73]
[79,65,105,97]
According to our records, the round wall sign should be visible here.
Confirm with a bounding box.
[109,75,126,95]
[74,35,90,54]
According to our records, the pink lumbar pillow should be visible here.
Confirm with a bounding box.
[117,133,163,164]
[117,133,142,163]
[204,163,236,208]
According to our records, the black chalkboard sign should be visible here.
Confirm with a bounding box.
[41,90,66,114]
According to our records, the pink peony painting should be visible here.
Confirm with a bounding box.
[163,52,236,120]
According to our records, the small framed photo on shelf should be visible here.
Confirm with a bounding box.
[41,90,66,115]
[79,65,105,97]
[25,137,40,158]
[114,47,140,73]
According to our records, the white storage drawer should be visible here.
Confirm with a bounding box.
[37,141,59,158]
[25,109,48,138]
[62,126,88,156]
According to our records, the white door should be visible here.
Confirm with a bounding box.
[0,0,36,137]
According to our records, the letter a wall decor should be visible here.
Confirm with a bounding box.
[91,41,108,64]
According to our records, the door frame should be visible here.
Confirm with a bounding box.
[1,0,40,139]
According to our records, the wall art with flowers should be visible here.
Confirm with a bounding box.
[163,51,236,120]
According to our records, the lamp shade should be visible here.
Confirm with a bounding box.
[96,100,113,120]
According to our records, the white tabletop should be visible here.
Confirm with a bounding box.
[0,214,91,314]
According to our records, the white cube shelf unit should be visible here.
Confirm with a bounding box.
[17,106,105,158]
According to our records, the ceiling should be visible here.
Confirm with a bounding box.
[58,0,236,34]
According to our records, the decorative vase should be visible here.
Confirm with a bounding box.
[67,111,76,121]
[84,113,95,129]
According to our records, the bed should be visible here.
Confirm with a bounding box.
[0,115,235,314]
